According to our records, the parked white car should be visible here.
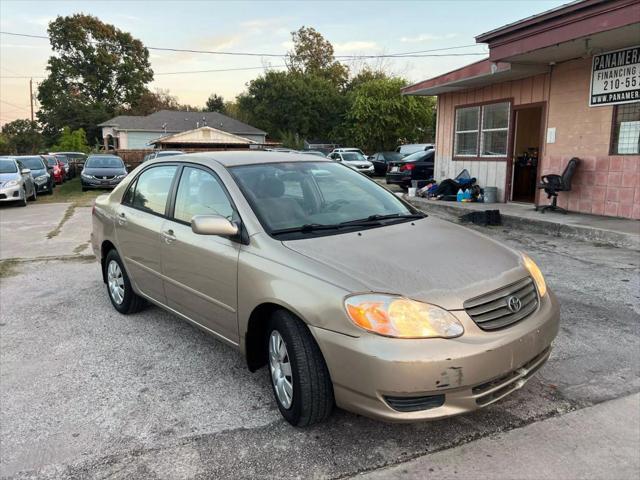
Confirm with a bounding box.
[0,157,37,206]
[329,147,366,156]
[328,151,374,175]
[396,144,435,156]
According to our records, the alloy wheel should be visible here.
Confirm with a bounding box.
[107,260,125,305]
[269,330,293,409]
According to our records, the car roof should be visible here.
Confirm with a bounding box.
[149,150,333,168]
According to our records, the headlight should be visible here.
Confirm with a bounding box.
[522,253,547,297]
[115,174,126,180]
[345,294,464,339]
[3,180,18,188]
[35,174,48,183]
[81,172,92,179]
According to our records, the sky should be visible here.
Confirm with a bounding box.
[0,0,569,126]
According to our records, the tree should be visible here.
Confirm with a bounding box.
[205,94,225,113]
[286,26,349,87]
[1,119,44,154]
[37,14,153,145]
[50,127,90,153]
[122,89,181,116]
[237,70,347,142]
[340,77,436,152]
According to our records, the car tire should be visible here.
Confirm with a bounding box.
[82,187,87,192]
[104,249,145,314]
[267,310,334,426]
[18,188,27,207]
[28,187,37,201]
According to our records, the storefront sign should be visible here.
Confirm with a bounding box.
[590,45,639,106]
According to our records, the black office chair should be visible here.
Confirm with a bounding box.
[534,157,580,214]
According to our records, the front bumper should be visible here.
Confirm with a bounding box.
[386,172,411,186]
[81,177,123,189]
[34,178,51,193]
[311,289,560,422]
[0,185,23,202]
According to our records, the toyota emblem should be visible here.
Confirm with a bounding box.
[506,295,522,313]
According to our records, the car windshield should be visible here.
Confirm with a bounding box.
[85,156,124,168]
[55,155,69,164]
[230,161,418,238]
[44,157,57,166]
[0,159,18,173]
[18,156,45,170]
[341,152,367,162]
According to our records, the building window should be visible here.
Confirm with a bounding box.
[611,102,640,155]
[454,106,480,156]
[454,102,510,158]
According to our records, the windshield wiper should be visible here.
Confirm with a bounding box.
[271,222,381,236]
[340,213,425,225]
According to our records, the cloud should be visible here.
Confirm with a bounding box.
[334,41,377,52]
[400,33,458,43]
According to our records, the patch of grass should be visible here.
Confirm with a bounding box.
[47,204,76,239]
[0,259,20,279]
[36,177,103,206]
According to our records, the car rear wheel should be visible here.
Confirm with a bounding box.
[267,310,334,426]
[28,186,36,201]
[105,249,145,314]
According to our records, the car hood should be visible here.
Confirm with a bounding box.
[83,167,126,176]
[0,172,19,183]
[30,168,47,177]
[282,216,526,310]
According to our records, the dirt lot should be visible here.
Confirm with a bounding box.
[1,203,638,479]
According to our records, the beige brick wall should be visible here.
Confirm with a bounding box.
[434,56,639,219]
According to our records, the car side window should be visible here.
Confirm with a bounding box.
[126,165,177,216]
[173,166,235,223]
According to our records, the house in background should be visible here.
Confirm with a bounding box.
[403,0,639,219]
[149,126,258,151]
[99,110,267,150]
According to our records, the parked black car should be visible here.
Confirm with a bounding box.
[386,149,435,189]
[369,151,404,175]
[81,155,128,191]
[17,155,54,194]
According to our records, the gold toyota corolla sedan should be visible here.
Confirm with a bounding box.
[91,152,559,426]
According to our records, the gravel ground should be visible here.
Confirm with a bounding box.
[1,226,638,479]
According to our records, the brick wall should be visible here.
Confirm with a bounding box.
[542,57,639,219]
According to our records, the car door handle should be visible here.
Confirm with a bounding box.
[161,229,176,244]
[117,212,127,225]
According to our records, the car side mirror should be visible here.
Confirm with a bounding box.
[21,168,31,175]
[191,214,239,237]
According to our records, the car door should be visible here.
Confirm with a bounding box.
[115,164,179,303]
[161,164,241,344]
[16,161,34,197]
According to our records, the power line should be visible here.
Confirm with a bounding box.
[0,30,487,59]
[0,99,31,112]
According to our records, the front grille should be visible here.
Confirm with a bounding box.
[0,193,6,199]
[464,277,539,330]
[97,175,115,180]
[384,394,445,412]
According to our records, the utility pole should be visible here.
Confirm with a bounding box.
[29,78,34,122]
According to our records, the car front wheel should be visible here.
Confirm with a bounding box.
[104,249,145,314]
[267,310,334,426]
[28,186,37,201]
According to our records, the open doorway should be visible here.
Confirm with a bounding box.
[510,106,543,203]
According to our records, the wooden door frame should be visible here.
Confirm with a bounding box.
[505,102,547,202]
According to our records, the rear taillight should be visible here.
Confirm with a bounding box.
[400,163,415,172]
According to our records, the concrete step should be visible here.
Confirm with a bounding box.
[406,196,640,250]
